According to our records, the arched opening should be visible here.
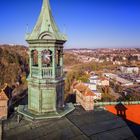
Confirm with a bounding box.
[42,49,52,67]
[38,32,55,40]
[31,50,38,66]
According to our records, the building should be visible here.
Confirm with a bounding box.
[0,83,13,120]
[73,83,95,111]
[0,90,9,120]
[135,78,140,83]
[18,0,74,120]
[119,66,139,74]
[113,61,125,65]
[89,75,109,86]
[92,90,102,100]
[104,73,133,87]
[98,77,110,86]
[84,83,102,100]
[2,83,12,100]
[84,83,97,91]
[89,75,99,84]
[84,74,105,100]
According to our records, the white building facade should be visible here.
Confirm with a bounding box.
[120,66,139,74]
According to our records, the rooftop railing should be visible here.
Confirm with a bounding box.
[94,101,140,106]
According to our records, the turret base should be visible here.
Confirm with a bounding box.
[18,103,75,121]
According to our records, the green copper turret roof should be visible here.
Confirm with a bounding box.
[26,0,67,41]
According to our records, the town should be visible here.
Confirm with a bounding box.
[0,0,140,139]
[65,48,140,103]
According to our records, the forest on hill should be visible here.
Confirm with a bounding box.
[64,52,81,66]
[0,45,29,87]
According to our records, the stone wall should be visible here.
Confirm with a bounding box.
[0,100,8,120]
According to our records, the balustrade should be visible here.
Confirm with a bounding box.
[42,67,53,78]
[32,67,39,78]
[31,66,62,78]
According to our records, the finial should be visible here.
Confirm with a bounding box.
[26,24,29,34]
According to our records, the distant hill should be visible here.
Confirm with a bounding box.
[0,45,29,86]
[64,52,81,67]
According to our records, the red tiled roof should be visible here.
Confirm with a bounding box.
[105,105,140,125]
[0,90,8,100]
[85,88,95,96]
[72,81,79,88]
[99,77,108,81]
[74,83,95,97]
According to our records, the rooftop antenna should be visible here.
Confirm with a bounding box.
[26,24,29,34]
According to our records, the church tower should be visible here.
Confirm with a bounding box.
[18,0,74,120]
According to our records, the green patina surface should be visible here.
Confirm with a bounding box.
[18,0,75,119]
[26,0,67,41]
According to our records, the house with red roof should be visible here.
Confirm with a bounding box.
[0,85,9,120]
[98,77,110,86]
[89,74,109,87]
[73,83,95,111]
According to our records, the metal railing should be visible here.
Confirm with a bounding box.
[42,67,53,78]
[31,66,62,78]
[94,101,140,106]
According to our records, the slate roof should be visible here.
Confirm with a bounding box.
[3,106,140,140]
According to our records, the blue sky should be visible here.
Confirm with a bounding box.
[0,0,140,48]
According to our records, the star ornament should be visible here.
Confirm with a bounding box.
[44,54,50,63]
[42,50,51,64]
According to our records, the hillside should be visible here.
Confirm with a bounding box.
[0,45,29,87]
[64,52,81,67]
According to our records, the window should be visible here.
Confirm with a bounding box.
[31,50,38,66]
[56,48,61,66]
